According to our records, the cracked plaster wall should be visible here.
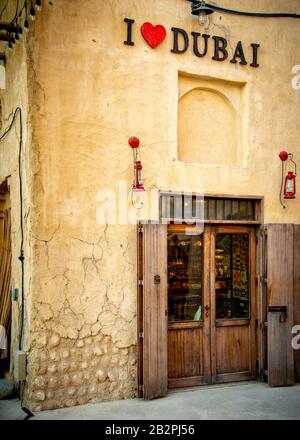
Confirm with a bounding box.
[1,0,300,411]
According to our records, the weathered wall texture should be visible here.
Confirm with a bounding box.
[1,0,300,411]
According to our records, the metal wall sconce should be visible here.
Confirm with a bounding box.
[279,151,297,208]
[191,1,214,26]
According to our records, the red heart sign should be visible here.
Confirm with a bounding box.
[141,22,166,49]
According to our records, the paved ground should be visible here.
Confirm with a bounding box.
[0,381,300,420]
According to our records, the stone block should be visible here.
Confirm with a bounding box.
[32,390,46,402]
[48,364,58,374]
[96,369,107,383]
[48,334,61,348]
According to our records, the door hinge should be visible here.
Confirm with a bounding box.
[138,279,143,286]
[255,319,258,328]
[138,225,143,233]
[139,384,144,393]
[139,331,144,339]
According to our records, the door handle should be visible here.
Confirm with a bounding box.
[204,304,210,318]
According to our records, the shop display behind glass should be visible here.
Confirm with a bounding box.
[168,233,203,322]
[215,233,249,319]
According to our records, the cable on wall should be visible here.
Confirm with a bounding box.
[280,160,286,209]
[0,107,25,352]
[0,1,42,51]
[187,1,300,19]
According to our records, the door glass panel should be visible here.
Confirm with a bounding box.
[204,199,208,220]
[239,201,248,220]
[215,233,249,319]
[232,201,239,219]
[224,200,232,220]
[247,201,254,220]
[168,233,203,322]
[208,199,216,220]
[216,199,224,220]
[161,195,257,222]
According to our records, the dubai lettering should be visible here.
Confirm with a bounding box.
[124,18,260,68]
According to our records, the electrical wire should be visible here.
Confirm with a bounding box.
[188,1,300,19]
[0,4,7,21]
[7,0,19,25]
[0,107,25,350]
[22,406,34,420]
[131,147,144,210]
[289,153,297,176]
[0,107,36,419]
[280,160,286,209]
[0,0,28,26]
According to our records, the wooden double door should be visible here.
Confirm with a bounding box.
[137,223,257,399]
[167,224,257,388]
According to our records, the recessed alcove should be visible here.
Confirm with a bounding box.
[178,74,247,167]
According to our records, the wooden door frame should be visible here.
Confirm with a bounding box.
[137,222,260,395]
[137,224,144,397]
[257,226,268,381]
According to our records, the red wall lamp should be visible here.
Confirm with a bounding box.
[128,136,145,210]
[279,151,297,208]
[128,136,145,192]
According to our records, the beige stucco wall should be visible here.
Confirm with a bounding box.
[1,0,300,411]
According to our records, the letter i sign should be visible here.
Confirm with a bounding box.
[124,18,166,48]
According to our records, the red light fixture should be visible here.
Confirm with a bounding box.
[128,136,145,192]
[279,150,289,162]
[279,151,297,207]
[284,171,296,199]
[128,136,140,149]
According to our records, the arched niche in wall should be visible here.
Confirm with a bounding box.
[178,87,238,166]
